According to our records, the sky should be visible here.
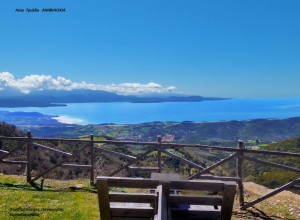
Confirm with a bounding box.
[0,0,300,98]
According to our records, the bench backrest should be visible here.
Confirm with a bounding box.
[167,180,236,220]
[96,177,160,220]
[96,176,236,220]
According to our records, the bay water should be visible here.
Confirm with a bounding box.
[1,98,300,125]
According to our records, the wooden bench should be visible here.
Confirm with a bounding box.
[96,177,160,220]
[166,179,236,220]
[96,176,236,220]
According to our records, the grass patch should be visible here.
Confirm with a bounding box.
[0,174,99,220]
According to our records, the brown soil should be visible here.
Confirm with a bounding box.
[232,182,300,220]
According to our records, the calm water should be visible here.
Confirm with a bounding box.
[1,98,300,125]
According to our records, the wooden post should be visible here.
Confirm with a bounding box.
[96,178,112,220]
[237,140,245,207]
[157,135,162,173]
[90,134,95,185]
[156,184,168,220]
[220,182,237,220]
[26,131,32,183]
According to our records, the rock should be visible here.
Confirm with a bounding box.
[75,184,83,189]
[68,184,83,191]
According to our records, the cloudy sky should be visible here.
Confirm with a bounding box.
[0,0,300,98]
[0,72,175,94]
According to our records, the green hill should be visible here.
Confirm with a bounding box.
[27,117,300,145]
[244,137,300,189]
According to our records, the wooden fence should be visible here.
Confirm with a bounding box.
[0,132,300,210]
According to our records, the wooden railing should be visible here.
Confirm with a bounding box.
[0,132,300,210]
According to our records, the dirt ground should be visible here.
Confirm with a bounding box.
[232,182,300,220]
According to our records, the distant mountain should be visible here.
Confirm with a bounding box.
[0,89,225,107]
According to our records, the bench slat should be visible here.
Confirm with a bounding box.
[170,180,224,192]
[169,195,223,206]
[109,193,157,203]
[97,177,159,188]
[112,218,152,220]
[171,209,221,220]
[111,207,154,217]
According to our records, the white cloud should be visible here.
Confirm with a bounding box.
[0,72,176,95]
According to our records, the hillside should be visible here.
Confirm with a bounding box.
[244,137,300,189]
[0,111,64,126]
[27,117,300,144]
[0,121,24,137]
[0,174,300,220]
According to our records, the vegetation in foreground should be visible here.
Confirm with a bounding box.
[1,174,300,220]
[0,174,98,220]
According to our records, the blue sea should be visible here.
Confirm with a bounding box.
[1,98,300,125]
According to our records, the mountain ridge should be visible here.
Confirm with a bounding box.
[0,89,225,107]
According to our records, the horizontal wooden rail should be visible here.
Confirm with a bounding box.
[290,185,300,190]
[94,146,136,161]
[0,136,241,152]
[0,150,9,154]
[160,148,205,170]
[2,136,300,157]
[243,155,300,174]
[61,163,91,168]
[196,175,240,182]
[244,149,300,158]
[1,159,28,164]
[33,143,72,156]
[0,137,28,141]
[128,166,160,171]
